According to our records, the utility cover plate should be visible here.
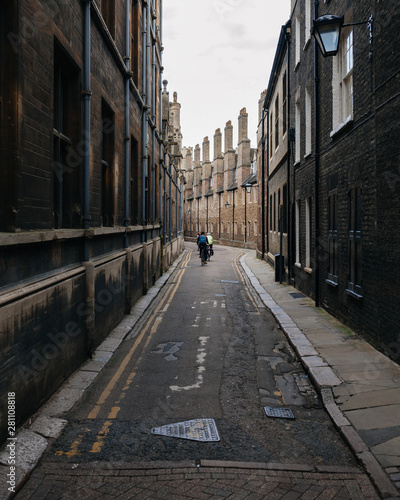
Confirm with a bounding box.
[151,418,220,442]
[264,406,295,419]
[289,292,306,299]
[221,280,240,284]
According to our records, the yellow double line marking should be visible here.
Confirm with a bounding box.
[88,250,191,454]
[57,250,192,457]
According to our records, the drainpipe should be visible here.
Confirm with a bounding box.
[147,3,152,233]
[232,189,235,241]
[314,0,320,307]
[124,0,131,246]
[285,24,291,283]
[152,12,156,231]
[261,108,266,260]
[163,153,167,243]
[82,0,92,262]
[141,2,148,239]
[169,161,172,240]
[265,107,270,258]
[176,181,178,239]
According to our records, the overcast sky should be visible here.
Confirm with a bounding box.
[162,1,290,155]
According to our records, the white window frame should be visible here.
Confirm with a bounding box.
[332,28,353,134]
[295,15,301,68]
[304,0,312,47]
[295,93,301,164]
[305,86,312,156]
[295,199,301,266]
[305,197,311,269]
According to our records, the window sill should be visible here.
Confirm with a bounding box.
[294,60,300,72]
[326,278,338,287]
[330,115,353,138]
[303,38,311,51]
[295,262,301,268]
[345,288,363,299]
[304,267,312,275]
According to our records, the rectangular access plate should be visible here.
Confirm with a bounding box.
[264,406,295,419]
[221,280,240,284]
[151,418,220,442]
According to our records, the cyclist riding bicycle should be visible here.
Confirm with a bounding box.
[207,232,214,255]
[198,231,208,265]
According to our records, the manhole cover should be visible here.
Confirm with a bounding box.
[221,280,240,284]
[264,406,295,419]
[289,292,306,299]
[151,418,220,442]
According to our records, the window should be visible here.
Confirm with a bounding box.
[305,197,312,269]
[295,15,301,67]
[295,199,301,265]
[251,157,257,174]
[282,72,287,136]
[328,192,338,284]
[305,0,312,45]
[269,194,273,230]
[295,94,301,164]
[102,0,115,39]
[282,184,288,234]
[305,86,312,156]
[275,95,279,149]
[347,186,362,296]
[278,188,281,232]
[101,100,115,227]
[131,136,139,224]
[273,192,276,231]
[53,43,81,229]
[269,112,273,158]
[332,28,353,130]
[131,0,140,87]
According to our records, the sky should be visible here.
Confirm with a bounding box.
[162,0,290,155]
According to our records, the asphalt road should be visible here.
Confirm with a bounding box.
[40,243,358,467]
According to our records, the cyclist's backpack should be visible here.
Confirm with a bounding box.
[199,234,207,244]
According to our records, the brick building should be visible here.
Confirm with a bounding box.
[0,0,184,442]
[257,0,400,361]
[183,108,258,249]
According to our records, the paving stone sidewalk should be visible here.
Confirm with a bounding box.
[14,461,380,500]
[240,251,400,499]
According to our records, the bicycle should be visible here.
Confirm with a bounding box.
[207,247,212,261]
[200,246,208,266]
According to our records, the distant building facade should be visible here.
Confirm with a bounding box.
[0,0,184,442]
[183,108,258,249]
[257,0,400,361]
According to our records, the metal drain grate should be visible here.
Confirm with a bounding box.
[221,280,240,284]
[289,292,306,299]
[264,406,295,419]
[151,418,220,442]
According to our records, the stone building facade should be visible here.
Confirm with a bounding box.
[257,0,400,361]
[183,108,258,249]
[0,0,184,442]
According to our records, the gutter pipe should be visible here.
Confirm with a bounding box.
[82,0,92,261]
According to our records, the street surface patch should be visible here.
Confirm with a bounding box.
[151,418,220,442]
